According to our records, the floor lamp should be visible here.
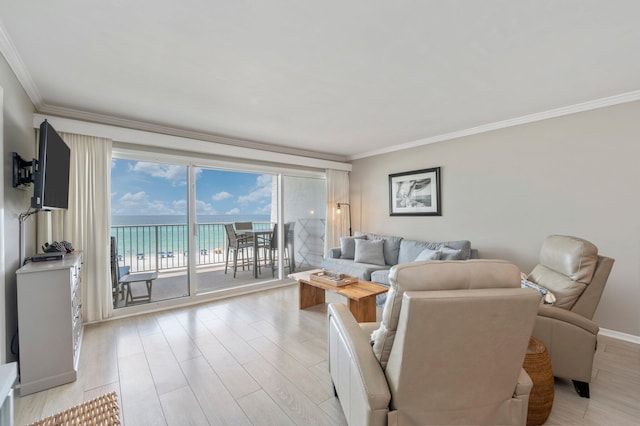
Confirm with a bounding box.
[336,203,351,236]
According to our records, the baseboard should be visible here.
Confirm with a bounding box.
[599,328,640,344]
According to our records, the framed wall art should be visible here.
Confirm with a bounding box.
[389,167,441,216]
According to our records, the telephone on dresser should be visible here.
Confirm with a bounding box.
[42,241,74,253]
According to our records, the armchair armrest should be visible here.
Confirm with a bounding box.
[328,247,342,259]
[514,368,533,424]
[537,304,599,335]
[533,304,599,383]
[328,303,390,426]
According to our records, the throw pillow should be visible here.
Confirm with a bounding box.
[340,235,366,259]
[414,248,441,261]
[521,278,556,305]
[354,239,386,266]
[521,278,548,295]
[439,246,463,260]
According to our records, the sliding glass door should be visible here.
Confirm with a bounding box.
[110,159,189,308]
[194,167,276,293]
[111,154,327,310]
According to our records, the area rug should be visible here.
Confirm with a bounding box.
[29,391,121,426]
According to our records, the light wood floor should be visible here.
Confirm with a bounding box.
[15,284,640,425]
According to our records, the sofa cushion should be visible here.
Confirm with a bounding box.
[355,232,403,265]
[371,269,391,286]
[370,269,391,306]
[439,246,464,260]
[321,257,390,281]
[397,239,471,264]
[340,235,366,259]
[414,248,441,261]
[354,239,386,266]
[372,259,521,369]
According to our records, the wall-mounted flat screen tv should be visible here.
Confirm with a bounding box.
[31,120,70,210]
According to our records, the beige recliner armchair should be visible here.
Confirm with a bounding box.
[328,259,541,425]
[526,235,614,398]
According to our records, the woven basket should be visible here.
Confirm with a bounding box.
[523,337,554,426]
[29,391,121,426]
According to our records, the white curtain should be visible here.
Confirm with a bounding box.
[49,132,113,322]
[324,169,350,255]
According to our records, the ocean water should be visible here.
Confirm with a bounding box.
[111,214,271,259]
[112,214,270,226]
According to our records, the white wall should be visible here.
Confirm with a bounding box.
[1,55,36,363]
[350,100,640,338]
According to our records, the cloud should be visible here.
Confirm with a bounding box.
[171,199,217,215]
[172,199,187,210]
[119,191,148,203]
[116,191,182,215]
[212,191,232,201]
[254,203,272,214]
[196,200,216,214]
[226,208,240,215]
[130,162,186,183]
[237,174,274,204]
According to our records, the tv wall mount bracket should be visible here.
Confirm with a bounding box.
[12,152,37,187]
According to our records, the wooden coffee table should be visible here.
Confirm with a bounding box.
[289,270,388,322]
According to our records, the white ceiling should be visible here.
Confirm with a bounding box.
[1,1,639,160]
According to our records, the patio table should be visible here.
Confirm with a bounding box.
[237,229,273,278]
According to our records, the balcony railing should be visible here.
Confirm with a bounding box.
[111,222,272,273]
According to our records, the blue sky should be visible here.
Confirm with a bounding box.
[111,159,273,216]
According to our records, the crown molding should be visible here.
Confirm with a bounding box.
[33,113,352,172]
[38,103,349,164]
[0,18,43,108]
[350,90,640,160]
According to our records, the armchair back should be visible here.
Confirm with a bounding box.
[373,259,523,368]
[385,288,540,425]
[527,235,614,318]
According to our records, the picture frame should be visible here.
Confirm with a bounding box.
[389,167,441,216]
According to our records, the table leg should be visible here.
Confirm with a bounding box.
[299,281,325,309]
[348,295,377,322]
[124,283,132,306]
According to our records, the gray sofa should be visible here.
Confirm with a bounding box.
[321,231,478,290]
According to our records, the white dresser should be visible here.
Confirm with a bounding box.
[0,363,16,426]
[15,252,83,395]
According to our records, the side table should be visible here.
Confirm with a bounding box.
[523,336,554,426]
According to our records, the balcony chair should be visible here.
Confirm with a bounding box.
[110,237,158,307]
[110,237,126,307]
[525,235,614,398]
[236,221,273,266]
[328,259,541,425]
[224,224,254,278]
[268,222,295,276]
[234,221,253,242]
